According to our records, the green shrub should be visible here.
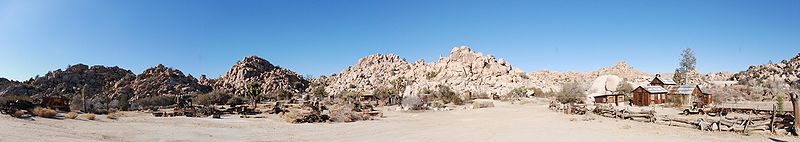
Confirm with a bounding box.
[503,87,529,100]
[227,96,245,106]
[134,95,176,107]
[193,90,231,106]
[432,85,463,105]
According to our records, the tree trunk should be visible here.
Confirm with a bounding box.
[791,93,800,134]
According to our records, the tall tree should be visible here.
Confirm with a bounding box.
[676,48,696,84]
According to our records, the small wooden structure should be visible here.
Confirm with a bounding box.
[667,84,713,107]
[650,75,677,88]
[632,86,668,106]
[594,94,625,106]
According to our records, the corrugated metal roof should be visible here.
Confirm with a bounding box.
[642,86,668,94]
[670,84,698,95]
[656,77,677,85]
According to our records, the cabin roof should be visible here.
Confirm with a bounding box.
[655,77,677,85]
[669,84,701,95]
[638,86,668,94]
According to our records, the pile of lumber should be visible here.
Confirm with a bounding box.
[593,105,655,122]
[550,102,587,115]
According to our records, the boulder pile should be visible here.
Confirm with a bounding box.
[213,56,309,96]
[734,53,800,87]
[322,46,537,99]
[121,64,212,100]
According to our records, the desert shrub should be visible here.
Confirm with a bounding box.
[13,110,26,117]
[373,87,397,101]
[339,91,362,102]
[556,81,586,104]
[425,71,439,80]
[282,110,302,123]
[226,96,245,106]
[475,92,491,99]
[117,94,131,111]
[432,85,463,105]
[431,101,446,109]
[193,90,231,106]
[36,108,57,118]
[311,86,328,99]
[472,100,495,109]
[84,113,96,120]
[401,95,425,110]
[107,112,123,120]
[0,94,32,104]
[133,95,176,107]
[503,87,529,100]
[65,112,78,119]
[33,107,43,116]
[275,89,293,101]
[329,103,366,122]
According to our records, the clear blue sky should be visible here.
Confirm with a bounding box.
[1,0,798,81]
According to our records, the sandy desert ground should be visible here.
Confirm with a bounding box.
[1,100,798,142]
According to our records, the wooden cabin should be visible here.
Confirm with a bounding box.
[649,76,677,88]
[594,94,625,106]
[632,86,668,106]
[667,84,712,107]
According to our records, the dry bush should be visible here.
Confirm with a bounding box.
[401,95,425,110]
[432,85,463,105]
[472,100,495,109]
[503,87,529,100]
[193,90,231,106]
[33,107,43,116]
[65,112,78,119]
[13,110,26,117]
[281,110,302,123]
[329,103,366,122]
[83,114,96,120]
[37,108,57,118]
[107,112,122,120]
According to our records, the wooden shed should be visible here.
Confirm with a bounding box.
[632,86,668,106]
[594,94,625,106]
[667,84,712,107]
[649,76,677,87]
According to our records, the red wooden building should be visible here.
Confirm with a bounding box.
[632,86,668,106]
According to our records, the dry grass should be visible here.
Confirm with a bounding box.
[83,114,96,120]
[472,100,495,109]
[281,110,301,123]
[65,112,78,119]
[330,103,367,123]
[107,112,122,120]
[13,110,26,118]
[35,108,57,118]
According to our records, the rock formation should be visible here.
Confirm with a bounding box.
[527,61,652,93]
[323,46,537,98]
[21,64,136,98]
[734,53,800,87]
[120,64,211,100]
[213,56,309,96]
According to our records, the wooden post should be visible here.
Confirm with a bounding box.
[770,104,776,134]
[791,93,800,134]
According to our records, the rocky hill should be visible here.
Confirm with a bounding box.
[21,64,137,98]
[213,56,309,96]
[734,53,800,87]
[323,46,536,98]
[119,64,212,100]
[527,61,653,94]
